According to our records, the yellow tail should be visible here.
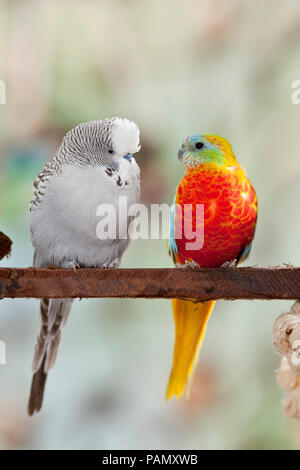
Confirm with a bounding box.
[166,299,215,400]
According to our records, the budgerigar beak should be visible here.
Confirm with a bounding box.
[177,144,185,161]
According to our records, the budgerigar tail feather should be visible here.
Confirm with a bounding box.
[28,298,73,416]
[166,299,215,401]
[28,356,48,416]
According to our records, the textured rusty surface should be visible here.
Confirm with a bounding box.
[0,266,300,300]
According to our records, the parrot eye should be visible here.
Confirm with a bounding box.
[108,149,113,154]
[195,142,204,150]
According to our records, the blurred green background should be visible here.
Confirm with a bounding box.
[1,0,300,450]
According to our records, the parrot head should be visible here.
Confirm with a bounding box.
[178,133,237,170]
[61,117,141,167]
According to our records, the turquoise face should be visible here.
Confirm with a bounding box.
[178,133,224,168]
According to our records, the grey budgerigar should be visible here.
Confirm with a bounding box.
[28,117,141,415]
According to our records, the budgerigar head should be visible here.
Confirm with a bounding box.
[60,117,141,167]
[177,133,237,170]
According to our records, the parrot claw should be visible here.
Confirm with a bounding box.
[221,260,238,268]
[102,258,120,269]
[184,260,200,269]
[175,260,200,269]
[66,261,81,272]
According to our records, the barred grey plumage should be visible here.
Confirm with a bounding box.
[28,117,141,415]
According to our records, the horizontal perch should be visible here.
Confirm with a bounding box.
[0,266,300,301]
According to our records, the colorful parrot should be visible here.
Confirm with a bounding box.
[167,133,257,400]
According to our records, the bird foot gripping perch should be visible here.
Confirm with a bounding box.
[273,301,300,419]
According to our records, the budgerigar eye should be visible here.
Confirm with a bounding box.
[108,149,113,154]
[195,142,204,150]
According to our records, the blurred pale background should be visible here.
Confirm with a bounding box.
[1,0,300,450]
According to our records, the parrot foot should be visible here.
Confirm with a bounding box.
[184,260,200,269]
[102,258,120,269]
[175,260,200,269]
[65,261,81,272]
[221,260,238,268]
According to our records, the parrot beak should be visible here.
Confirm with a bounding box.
[177,145,185,162]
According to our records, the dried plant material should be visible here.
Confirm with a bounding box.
[0,231,12,260]
[291,302,300,316]
[288,339,300,374]
[276,357,300,391]
[273,308,300,356]
[274,302,300,420]
[284,389,300,420]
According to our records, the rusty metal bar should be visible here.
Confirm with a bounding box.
[0,266,299,300]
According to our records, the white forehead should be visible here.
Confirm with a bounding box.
[111,118,141,155]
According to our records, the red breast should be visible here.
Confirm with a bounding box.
[174,165,257,268]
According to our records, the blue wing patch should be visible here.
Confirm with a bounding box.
[168,194,178,262]
[233,219,257,266]
[236,240,253,264]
